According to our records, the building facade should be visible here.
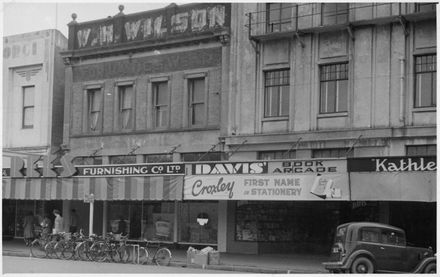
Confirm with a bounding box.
[218,2,436,254]
[2,3,436,257]
[57,3,231,247]
[2,30,68,238]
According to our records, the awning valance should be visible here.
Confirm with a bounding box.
[2,176,183,201]
[350,172,436,202]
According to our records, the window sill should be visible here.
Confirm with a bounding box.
[262,116,289,122]
[412,107,436,113]
[317,112,348,118]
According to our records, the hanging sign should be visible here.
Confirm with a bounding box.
[184,174,349,201]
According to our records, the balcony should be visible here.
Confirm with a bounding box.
[245,2,436,42]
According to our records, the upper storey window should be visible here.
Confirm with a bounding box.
[266,3,296,33]
[320,63,348,114]
[87,88,102,132]
[188,77,206,126]
[22,86,35,129]
[118,85,134,130]
[264,69,290,118]
[322,3,349,25]
[414,54,436,108]
[415,3,436,12]
[153,81,169,128]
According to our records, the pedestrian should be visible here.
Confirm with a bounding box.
[23,211,36,246]
[117,215,127,236]
[41,214,52,239]
[69,209,79,233]
[53,209,64,234]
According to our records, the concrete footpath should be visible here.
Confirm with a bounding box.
[2,239,329,274]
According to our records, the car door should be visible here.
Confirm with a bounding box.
[378,229,406,272]
[357,227,385,266]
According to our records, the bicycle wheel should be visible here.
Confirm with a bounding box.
[61,241,76,260]
[54,241,67,259]
[109,244,121,263]
[30,240,46,259]
[119,245,131,263]
[76,241,90,261]
[138,247,149,265]
[154,248,171,266]
[45,241,58,259]
[89,242,107,262]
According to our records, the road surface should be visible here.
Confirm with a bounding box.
[3,256,239,274]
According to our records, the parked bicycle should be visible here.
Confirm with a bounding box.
[88,233,130,263]
[75,231,100,261]
[29,230,61,259]
[138,240,172,266]
[56,231,84,260]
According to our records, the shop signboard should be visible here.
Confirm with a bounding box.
[348,156,436,202]
[77,163,184,177]
[190,162,268,175]
[347,156,436,172]
[268,159,347,174]
[184,174,349,201]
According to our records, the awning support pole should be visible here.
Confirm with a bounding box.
[89,195,94,235]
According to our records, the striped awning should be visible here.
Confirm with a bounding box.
[2,176,183,201]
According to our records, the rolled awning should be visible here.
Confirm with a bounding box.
[2,176,183,201]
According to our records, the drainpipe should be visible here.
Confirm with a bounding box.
[399,57,405,123]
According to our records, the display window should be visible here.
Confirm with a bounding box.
[235,201,346,248]
[2,200,16,238]
[179,201,218,244]
[107,201,175,241]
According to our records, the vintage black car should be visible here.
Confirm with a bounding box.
[323,222,436,273]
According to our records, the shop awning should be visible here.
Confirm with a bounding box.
[350,172,436,202]
[2,176,183,201]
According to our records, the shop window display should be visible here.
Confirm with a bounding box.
[142,202,174,241]
[179,202,218,244]
[108,201,174,241]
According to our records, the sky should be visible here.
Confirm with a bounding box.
[2,1,173,37]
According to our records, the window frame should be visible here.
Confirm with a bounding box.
[188,76,207,127]
[406,144,437,156]
[312,148,353,158]
[258,150,296,160]
[414,54,436,108]
[22,85,35,129]
[115,82,135,131]
[319,62,349,114]
[321,3,349,26]
[152,81,170,129]
[86,88,102,132]
[84,85,103,133]
[263,68,290,118]
[415,3,436,12]
[266,3,297,33]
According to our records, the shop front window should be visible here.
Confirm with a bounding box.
[179,202,218,244]
[2,200,16,238]
[142,202,175,242]
[15,201,36,237]
[107,201,175,242]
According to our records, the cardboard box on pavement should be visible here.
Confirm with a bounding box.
[208,251,220,265]
[194,252,209,266]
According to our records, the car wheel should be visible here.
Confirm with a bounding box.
[351,257,374,273]
[424,263,436,273]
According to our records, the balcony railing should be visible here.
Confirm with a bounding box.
[245,2,436,40]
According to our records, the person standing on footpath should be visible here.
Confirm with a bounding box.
[23,211,36,246]
[69,209,79,233]
[41,214,52,239]
[53,209,64,234]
